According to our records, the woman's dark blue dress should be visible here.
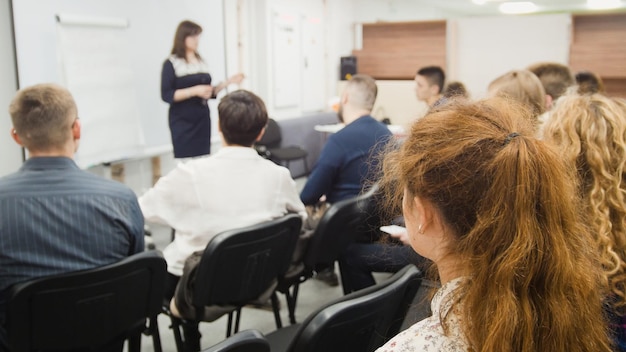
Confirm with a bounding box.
[161,56,212,158]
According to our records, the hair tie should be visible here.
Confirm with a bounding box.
[503,132,520,146]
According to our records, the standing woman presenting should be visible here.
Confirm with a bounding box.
[161,20,244,158]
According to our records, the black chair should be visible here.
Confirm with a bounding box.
[6,251,167,352]
[266,265,422,352]
[166,214,302,351]
[254,118,309,177]
[399,278,438,331]
[202,330,270,352]
[276,185,381,325]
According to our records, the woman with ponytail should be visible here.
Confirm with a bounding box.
[376,98,611,352]
[544,92,626,351]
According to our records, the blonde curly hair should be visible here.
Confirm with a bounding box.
[544,92,626,311]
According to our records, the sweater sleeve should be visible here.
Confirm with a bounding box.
[161,59,176,104]
[299,138,343,205]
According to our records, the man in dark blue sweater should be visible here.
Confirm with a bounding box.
[300,74,391,206]
[300,74,392,286]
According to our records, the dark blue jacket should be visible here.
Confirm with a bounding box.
[300,115,392,205]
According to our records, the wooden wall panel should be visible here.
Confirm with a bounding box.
[570,14,626,98]
[353,20,446,80]
[604,78,626,99]
[570,14,626,77]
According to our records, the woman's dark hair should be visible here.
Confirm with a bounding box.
[170,20,202,60]
[442,81,469,99]
[575,71,605,94]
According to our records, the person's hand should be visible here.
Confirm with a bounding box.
[228,73,245,85]
[389,230,410,246]
[381,225,410,246]
[195,85,213,99]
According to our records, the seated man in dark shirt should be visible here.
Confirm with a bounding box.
[0,83,144,351]
[300,74,393,286]
[300,74,391,206]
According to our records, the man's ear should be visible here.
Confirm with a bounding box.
[10,128,23,146]
[430,84,441,96]
[72,119,81,140]
[255,127,266,142]
[340,91,349,106]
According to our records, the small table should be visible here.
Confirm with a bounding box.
[314,123,407,137]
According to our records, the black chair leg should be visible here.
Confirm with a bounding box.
[338,260,353,295]
[303,158,309,176]
[225,308,243,337]
[284,292,295,324]
[147,316,163,352]
[226,311,234,337]
[234,307,242,335]
[170,316,185,352]
[284,283,301,324]
[127,330,141,352]
[271,292,283,329]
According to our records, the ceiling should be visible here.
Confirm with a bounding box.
[411,0,626,17]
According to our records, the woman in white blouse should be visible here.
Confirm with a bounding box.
[376,98,612,352]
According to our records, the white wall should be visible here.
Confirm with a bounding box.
[264,0,327,119]
[325,0,356,105]
[352,0,449,22]
[0,0,23,177]
[450,14,571,99]
[223,0,269,112]
[227,0,356,120]
[223,0,243,89]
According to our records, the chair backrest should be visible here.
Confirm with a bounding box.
[202,329,270,352]
[6,251,166,352]
[290,265,422,352]
[256,119,282,148]
[303,184,380,269]
[193,214,302,309]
